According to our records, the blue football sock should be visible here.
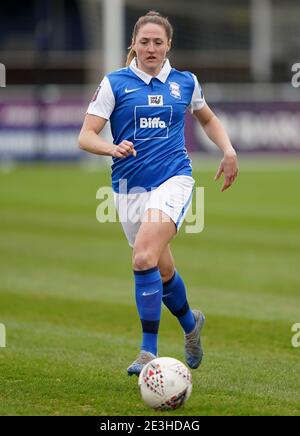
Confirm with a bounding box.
[162,270,196,334]
[134,266,162,356]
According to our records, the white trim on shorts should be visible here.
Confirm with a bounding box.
[114,175,195,247]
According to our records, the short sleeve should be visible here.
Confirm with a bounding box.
[87,76,115,120]
[188,73,205,113]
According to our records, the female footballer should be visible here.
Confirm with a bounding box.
[79,11,238,376]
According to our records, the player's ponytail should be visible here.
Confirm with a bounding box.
[126,10,173,67]
[126,47,136,67]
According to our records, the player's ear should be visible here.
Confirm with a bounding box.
[167,39,172,52]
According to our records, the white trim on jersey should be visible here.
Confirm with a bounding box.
[188,73,206,113]
[87,76,115,120]
[129,58,172,84]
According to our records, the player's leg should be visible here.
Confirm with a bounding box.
[157,244,175,283]
[133,209,176,271]
[158,245,196,334]
[127,175,205,373]
[128,209,176,375]
[158,243,205,369]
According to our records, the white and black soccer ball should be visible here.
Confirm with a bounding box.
[138,357,192,410]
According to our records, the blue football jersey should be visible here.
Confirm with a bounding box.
[87,59,205,193]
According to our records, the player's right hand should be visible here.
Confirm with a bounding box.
[112,140,137,158]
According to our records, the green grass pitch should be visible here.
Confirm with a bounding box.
[0,157,299,416]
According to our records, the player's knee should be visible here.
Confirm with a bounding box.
[132,250,157,271]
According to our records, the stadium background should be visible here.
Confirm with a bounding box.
[0,0,300,416]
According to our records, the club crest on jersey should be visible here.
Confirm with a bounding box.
[169,81,181,99]
[148,95,163,106]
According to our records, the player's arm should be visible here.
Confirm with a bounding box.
[193,104,238,192]
[78,114,136,158]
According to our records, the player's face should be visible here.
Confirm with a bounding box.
[132,23,171,76]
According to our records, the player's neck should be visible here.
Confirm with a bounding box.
[136,60,165,77]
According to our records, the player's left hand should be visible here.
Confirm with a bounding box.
[215,151,239,192]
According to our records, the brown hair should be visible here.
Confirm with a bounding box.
[126,11,173,66]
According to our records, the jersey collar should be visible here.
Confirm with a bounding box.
[129,58,172,84]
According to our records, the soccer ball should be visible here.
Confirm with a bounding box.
[138,357,192,410]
